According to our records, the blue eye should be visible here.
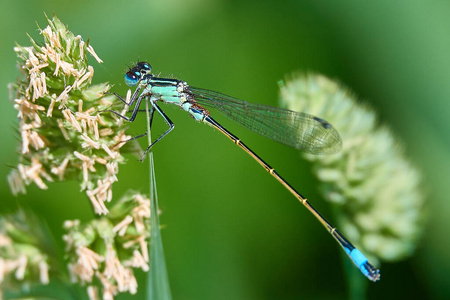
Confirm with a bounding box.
[137,62,152,72]
[124,71,139,87]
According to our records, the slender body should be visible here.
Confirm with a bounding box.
[110,62,380,282]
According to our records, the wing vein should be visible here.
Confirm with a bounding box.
[188,87,342,155]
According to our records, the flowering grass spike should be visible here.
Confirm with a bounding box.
[279,74,424,263]
[64,193,151,299]
[0,211,54,299]
[8,14,141,215]
[5,14,155,300]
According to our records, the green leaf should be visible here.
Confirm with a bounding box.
[145,101,172,300]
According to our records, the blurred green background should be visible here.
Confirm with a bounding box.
[1,1,449,299]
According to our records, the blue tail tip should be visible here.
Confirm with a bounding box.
[349,248,381,282]
[362,261,381,282]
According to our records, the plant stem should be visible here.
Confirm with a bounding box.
[146,100,172,300]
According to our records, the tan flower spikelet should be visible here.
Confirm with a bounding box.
[8,14,141,215]
[63,192,151,299]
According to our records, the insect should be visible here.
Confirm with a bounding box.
[109,62,380,282]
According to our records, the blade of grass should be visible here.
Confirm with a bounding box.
[145,100,172,300]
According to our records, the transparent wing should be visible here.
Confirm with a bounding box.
[189,87,342,155]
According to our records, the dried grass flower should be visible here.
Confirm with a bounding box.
[8,14,141,215]
[63,192,151,299]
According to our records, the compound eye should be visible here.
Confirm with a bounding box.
[137,62,152,73]
[124,71,139,86]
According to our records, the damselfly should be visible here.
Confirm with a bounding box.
[109,62,380,282]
